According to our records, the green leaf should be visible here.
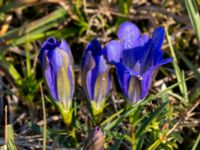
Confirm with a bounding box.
[103,77,191,131]
[0,53,22,85]
[109,139,123,150]
[176,49,200,82]
[184,0,200,47]
[190,88,200,102]
[0,2,22,14]
[192,132,200,150]
[6,124,17,150]
[136,101,168,138]
[105,130,132,143]
[0,7,68,50]
[165,27,189,105]
[136,135,145,150]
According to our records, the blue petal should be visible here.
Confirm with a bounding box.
[43,37,59,49]
[67,60,75,100]
[59,39,71,54]
[39,37,59,68]
[56,50,74,105]
[115,63,131,98]
[117,21,141,49]
[122,37,150,71]
[152,50,163,65]
[44,58,59,101]
[103,40,123,63]
[141,70,153,99]
[59,39,75,100]
[140,27,165,73]
[115,62,143,103]
[160,57,173,65]
[140,34,149,45]
[94,55,107,75]
[91,55,108,99]
[151,26,165,52]
[86,38,102,56]
[141,57,172,99]
[153,57,173,70]
[93,68,111,102]
[127,76,141,103]
[47,48,63,73]
[82,51,95,100]
[122,47,141,69]
[82,38,102,69]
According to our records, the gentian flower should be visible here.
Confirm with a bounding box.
[82,39,111,115]
[103,21,172,103]
[39,37,75,126]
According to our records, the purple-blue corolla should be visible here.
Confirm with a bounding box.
[38,37,75,111]
[103,21,172,103]
[82,39,111,114]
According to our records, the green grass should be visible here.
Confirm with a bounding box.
[0,0,200,149]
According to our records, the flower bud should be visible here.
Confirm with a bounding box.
[39,37,75,125]
[81,39,111,115]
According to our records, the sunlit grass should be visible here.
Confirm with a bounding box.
[0,0,200,149]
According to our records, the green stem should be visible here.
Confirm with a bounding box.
[40,85,46,150]
[132,127,136,150]
[70,127,79,147]
[130,111,138,150]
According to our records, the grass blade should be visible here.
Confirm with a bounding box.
[0,7,68,50]
[40,84,46,150]
[103,77,191,130]
[0,53,22,85]
[136,101,168,137]
[184,0,200,47]
[191,132,200,150]
[176,49,200,81]
[165,26,189,105]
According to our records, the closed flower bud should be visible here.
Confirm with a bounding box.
[81,39,111,115]
[39,37,75,125]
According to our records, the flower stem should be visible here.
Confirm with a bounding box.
[131,125,136,150]
[40,84,46,150]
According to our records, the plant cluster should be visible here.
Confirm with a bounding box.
[0,1,200,150]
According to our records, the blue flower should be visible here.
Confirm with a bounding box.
[82,39,111,114]
[38,37,75,111]
[103,21,172,103]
